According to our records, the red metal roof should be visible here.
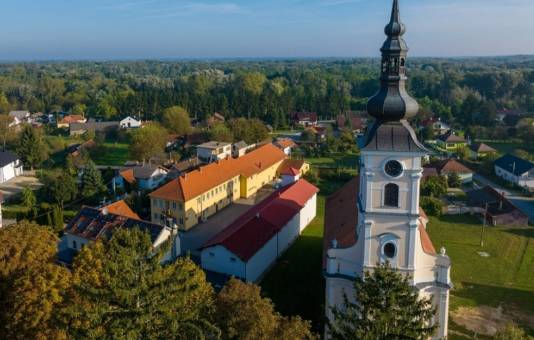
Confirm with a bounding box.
[202,179,319,261]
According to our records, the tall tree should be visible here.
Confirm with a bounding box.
[62,228,218,339]
[129,123,168,162]
[0,223,70,339]
[20,186,36,209]
[81,161,106,203]
[162,106,192,136]
[16,125,48,170]
[328,263,436,340]
[216,278,315,340]
[42,170,78,209]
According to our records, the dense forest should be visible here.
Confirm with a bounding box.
[1,56,534,136]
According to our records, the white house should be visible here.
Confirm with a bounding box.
[275,138,297,156]
[232,141,255,158]
[200,179,318,283]
[8,111,31,126]
[120,116,142,129]
[114,164,169,191]
[0,151,23,183]
[59,205,179,265]
[494,154,534,190]
[196,141,232,163]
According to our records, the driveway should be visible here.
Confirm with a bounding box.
[179,187,276,258]
[0,174,43,201]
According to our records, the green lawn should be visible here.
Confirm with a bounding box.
[427,214,534,334]
[487,142,534,155]
[90,142,130,166]
[306,153,359,169]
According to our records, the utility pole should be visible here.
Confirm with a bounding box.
[480,202,488,247]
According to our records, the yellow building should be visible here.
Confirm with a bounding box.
[149,144,287,230]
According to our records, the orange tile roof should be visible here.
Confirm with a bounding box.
[276,139,297,149]
[102,200,140,219]
[120,168,136,184]
[278,159,305,174]
[59,115,85,124]
[150,144,287,202]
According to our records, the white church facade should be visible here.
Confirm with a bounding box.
[323,1,451,338]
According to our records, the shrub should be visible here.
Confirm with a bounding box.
[420,197,443,217]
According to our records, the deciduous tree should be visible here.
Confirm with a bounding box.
[162,106,192,136]
[129,123,168,162]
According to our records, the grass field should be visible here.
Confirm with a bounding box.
[260,176,348,333]
[90,142,130,166]
[427,214,534,336]
[306,153,359,169]
[261,191,534,336]
[487,142,534,155]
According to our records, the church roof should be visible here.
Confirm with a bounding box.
[362,120,427,153]
[323,177,360,268]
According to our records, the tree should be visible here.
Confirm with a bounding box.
[16,125,49,170]
[81,161,106,203]
[229,118,269,144]
[447,172,462,188]
[42,170,77,209]
[62,228,218,339]
[420,196,443,217]
[494,324,533,340]
[216,278,314,340]
[20,186,36,209]
[456,145,470,160]
[328,263,436,339]
[0,114,15,151]
[421,176,448,198]
[209,122,233,142]
[162,106,192,136]
[129,123,168,162]
[0,223,70,339]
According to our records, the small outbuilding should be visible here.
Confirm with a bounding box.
[0,151,23,183]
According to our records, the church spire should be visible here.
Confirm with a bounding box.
[367,0,418,122]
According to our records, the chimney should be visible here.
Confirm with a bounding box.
[102,208,109,216]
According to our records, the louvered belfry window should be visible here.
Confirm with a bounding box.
[384,183,399,207]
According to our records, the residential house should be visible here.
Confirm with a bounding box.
[196,141,232,163]
[275,138,297,156]
[291,112,318,127]
[120,116,142,129]
[436,131,467,151]
[149,143,287,230]
[167,157,202,179]
[467,186,529,226]
[57,115,87,128]
[114,164,169,191]
[0,151,23,183]
[494,154,534,190]
[336,111,369,134]
[59,205,178,265]
[278,159,310,176]
[420,118,451,135]
[424,159,474,184]
[232,141,254,158]
[8,111,30,126]
[200,179,318,282]
[67,140,96,158]
[469,142,497,160]
[205,112,225,128]
[496,109,525,122]
[70,120,120,136]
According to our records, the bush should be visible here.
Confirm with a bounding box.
[420,197,443,217]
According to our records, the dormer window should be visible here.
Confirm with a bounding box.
[384,183,399,207]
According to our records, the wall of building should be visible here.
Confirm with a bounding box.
[245,235,278,282]
[201,245,246,279]
[241,160,283,198]
[0,163,16,183]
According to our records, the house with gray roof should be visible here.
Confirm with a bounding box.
[0,151,23,183]
[494,154,534,190]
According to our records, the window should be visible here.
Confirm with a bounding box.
[172,202,177,209]
[230,257,237,263]
[383,242,396,259]
[384,183,399,207]
[72,240,77,249]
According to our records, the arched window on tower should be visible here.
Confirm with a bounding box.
[384,183,399,207]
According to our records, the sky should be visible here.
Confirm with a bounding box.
[0,0,533,60]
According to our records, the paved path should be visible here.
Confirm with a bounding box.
[473,174,534,223]
[179,187,275,257]
[0,175,43,201]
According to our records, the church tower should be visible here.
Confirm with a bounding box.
[324,1,451,338]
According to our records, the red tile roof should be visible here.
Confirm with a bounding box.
[202,179,319,261]
[470,143,497,153]
[437,131,466,143]
[120,168,136,185]
[281,167,300,176]
[323,176,359,268]
[276,139,297,149]
[150,143,287,202]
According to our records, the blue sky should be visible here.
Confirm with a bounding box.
[1,0,533,60]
